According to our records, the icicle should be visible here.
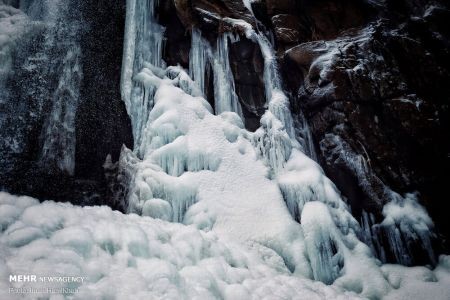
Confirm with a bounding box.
[166,66,203,97]
[300,115,318,161]
[302,202,343,284]
[212,33,243,117]
[189,29,244,117]
[121,0,165,155]
[360,210,388,263]
[380,192,436,265]
[358,190,437,266]
[151,136,221,177]
[126,164,199,223]
[121,0,138,111]
[242,0,254,16]
[122,65,212,223]
[189,28,212,96]
[252,112,292,175]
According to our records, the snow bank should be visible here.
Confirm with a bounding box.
[2,193,450,299]
[382,256,450,300]
[1,192,363,300]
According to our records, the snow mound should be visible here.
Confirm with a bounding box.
[2,193,450,299]
[122,65,311,278]
[1,192,363,300]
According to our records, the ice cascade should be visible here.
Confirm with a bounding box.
[117,0,438,297]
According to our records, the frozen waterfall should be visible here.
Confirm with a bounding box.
[0,0,446,299]
[117,0,439,297]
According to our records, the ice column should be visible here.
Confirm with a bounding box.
[361,192,436,266]
[188,29,243,117]
[189,28,212,96]
[121,0,165,155]
[212,33,243,117]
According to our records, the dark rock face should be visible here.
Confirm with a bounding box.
[76,0,133,182]
[160,1,192,68]
[285,4,450,253]
[271,14,303,45]
[228,38,267,131]
[303,0,373,40]
[0,0,133,209]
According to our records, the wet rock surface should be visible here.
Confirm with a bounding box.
[0,0,133,207]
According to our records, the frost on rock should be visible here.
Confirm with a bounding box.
[0,1,83,176]
[320,132,437,265]
[0,4,30,169]
[0,4,28,100]
[361,192,437,266]
[33,0,83,176]
[39,43,82,175]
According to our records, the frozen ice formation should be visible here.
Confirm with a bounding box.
[2,193,450,300]
[114,0,442,298]
[0,192,348,299]
[0,0,445,299]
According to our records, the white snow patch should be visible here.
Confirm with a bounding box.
[1,192,364,300]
